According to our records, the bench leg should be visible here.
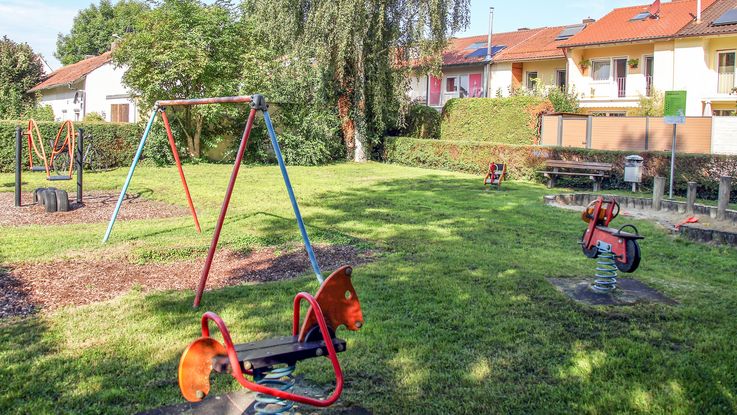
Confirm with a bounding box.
[592,179,602,192]
[547,176,556,189]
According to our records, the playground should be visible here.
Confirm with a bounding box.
[1,156,737,413]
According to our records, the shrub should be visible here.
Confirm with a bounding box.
[440,96,554,144]
[21,105,55,121]
[0,120,142,172]
[84,112,106,122]
[400,103,440,139]
[384,137,737,201]
[546,87,580,114]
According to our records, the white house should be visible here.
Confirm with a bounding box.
[29,51,138,123]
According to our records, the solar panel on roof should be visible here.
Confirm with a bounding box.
[713,8,737,26]
[555,24,586,41]
[465,41,487,50]
[465,45,506,59]
[630,11,651,21]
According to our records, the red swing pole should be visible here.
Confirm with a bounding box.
[193,107,258,307]
[160,109,202,233]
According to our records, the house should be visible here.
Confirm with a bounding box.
[408,23,589,108]
[676,0,737,116]
[560,0,718,116]
[29,51,138,123]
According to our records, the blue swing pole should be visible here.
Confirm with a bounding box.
[263,110,324,284]
[102,107,158,243]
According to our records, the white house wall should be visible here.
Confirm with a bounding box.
[85,62,137,122]
[712,116,737,155]
[489,62,512,97]
[673,38,711,116]
[38,80,85,122]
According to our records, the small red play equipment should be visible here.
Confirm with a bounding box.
[26,119,77,181]
[580,196,643,274]
[484,162,506,190]
[675,216,699,230]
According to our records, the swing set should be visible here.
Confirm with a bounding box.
[26,119,77,181]
[131,95,365,413]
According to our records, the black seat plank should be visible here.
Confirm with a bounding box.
[212,335,347,372]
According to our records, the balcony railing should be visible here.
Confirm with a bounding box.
[616,77,626,98]
[646,75,653,97]
[718,71,735,94]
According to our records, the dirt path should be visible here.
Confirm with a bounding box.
[1,244,373,320]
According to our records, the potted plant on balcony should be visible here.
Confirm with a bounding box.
[628,58,639,69]
[580,59,591,73]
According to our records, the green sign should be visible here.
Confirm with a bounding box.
[664,90,687,124]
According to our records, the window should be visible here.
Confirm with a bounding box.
[718,51,736,94]
[111,103,130,123]
[630,11,651,21]
[556,70,566,89]
[555,25,585,41]
[713,109,737,116]
[446,77,457,93]
[590,111,626,117]
[458,75,470,98]
[526,71,538,90]
[591,60,611,81]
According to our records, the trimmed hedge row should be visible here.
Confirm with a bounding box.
[0,121,143,173]
[384,137,737,201]
[440,96,554,144]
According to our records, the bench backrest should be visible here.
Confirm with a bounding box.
[545,160,613,171]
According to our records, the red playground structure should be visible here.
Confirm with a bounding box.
[484,162,506,190]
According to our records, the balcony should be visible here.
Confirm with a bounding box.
[718,71,735,95]
[646,75,653,97]
[616,77,626,98]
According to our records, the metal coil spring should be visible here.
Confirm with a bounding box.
[254,365,296,415]
[592,246,618,293]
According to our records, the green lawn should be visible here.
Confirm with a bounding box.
[1,162,736,414]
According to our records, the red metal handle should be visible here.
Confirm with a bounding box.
[200,292,344,407]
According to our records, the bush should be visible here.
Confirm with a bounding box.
[21,105,55,122]
[384,137,737,201]
[400,103,440,139]
[440,96,554,144]
[84,112,106,122]
[0,120,142,172]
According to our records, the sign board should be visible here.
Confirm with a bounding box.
[664,90,687,125]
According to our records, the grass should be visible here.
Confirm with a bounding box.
[1,162,736,414]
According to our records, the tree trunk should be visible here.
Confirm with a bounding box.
[352,40,368,163]
[193,115,202,158]
[338,94,356,160]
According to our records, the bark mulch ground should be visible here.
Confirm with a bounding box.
[0,191,190,227]
[0,244,373,320]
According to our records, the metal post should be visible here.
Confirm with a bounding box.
[586,116,593,148]
[77,128,83,204]
[160,109,201,233]
[103,107,158,243]
[669,124,677,199]
[194,108,258,308]
[15,127,22,207]
[557,115,563,146]
[644,116,649,150]
[263,110,323,284]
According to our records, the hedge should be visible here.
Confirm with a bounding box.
[440,96,554,144]
[0,121,143,173]
[384,137,737,201]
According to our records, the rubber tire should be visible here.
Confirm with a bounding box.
[55,190,69,212]
[44,190,58,213]
[33,188,46,204]
[581,230,599,259]
[616,239,641,273]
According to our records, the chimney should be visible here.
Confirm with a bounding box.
[583,18,596,24]
[486,7,494,61]
[697,0,702,23]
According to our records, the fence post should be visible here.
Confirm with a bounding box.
[653,176,666,211]
[687,182,697,215]
[717,176,732,221]
[557,115,563,146]
[644,116,650,151]
[15,127,22,207]
[586,115,593,149]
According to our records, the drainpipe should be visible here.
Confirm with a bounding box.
[483,7,495,97]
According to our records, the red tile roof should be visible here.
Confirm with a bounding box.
[560,0,718,48]
[678,0,737,36]
[494,26,570,62]
[29,52,112,92]
[442,28,546,66]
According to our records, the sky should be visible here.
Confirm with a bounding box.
[0,0,651,73]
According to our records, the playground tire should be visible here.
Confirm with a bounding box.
[581,230,599,259]
[615,239,641,274]
[44,190,58,213]
[33,188,46,204]
[55,190,70,212]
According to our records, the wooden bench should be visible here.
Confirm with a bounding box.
[538,160,613,192]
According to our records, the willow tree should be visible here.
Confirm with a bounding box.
[244,0,469,161]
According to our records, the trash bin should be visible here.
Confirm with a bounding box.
[624,155,644,192]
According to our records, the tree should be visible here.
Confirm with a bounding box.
[55,0,148,65]
[114,0,266,158]
[244,0,470,161]
[0,36,44,119]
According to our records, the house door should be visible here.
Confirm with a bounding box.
[469,73,483,97]
[644,56,654,96]
[614,58,627,98]
[428,75,442,107]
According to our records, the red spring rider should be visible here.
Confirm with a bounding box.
[580,196,643,273]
